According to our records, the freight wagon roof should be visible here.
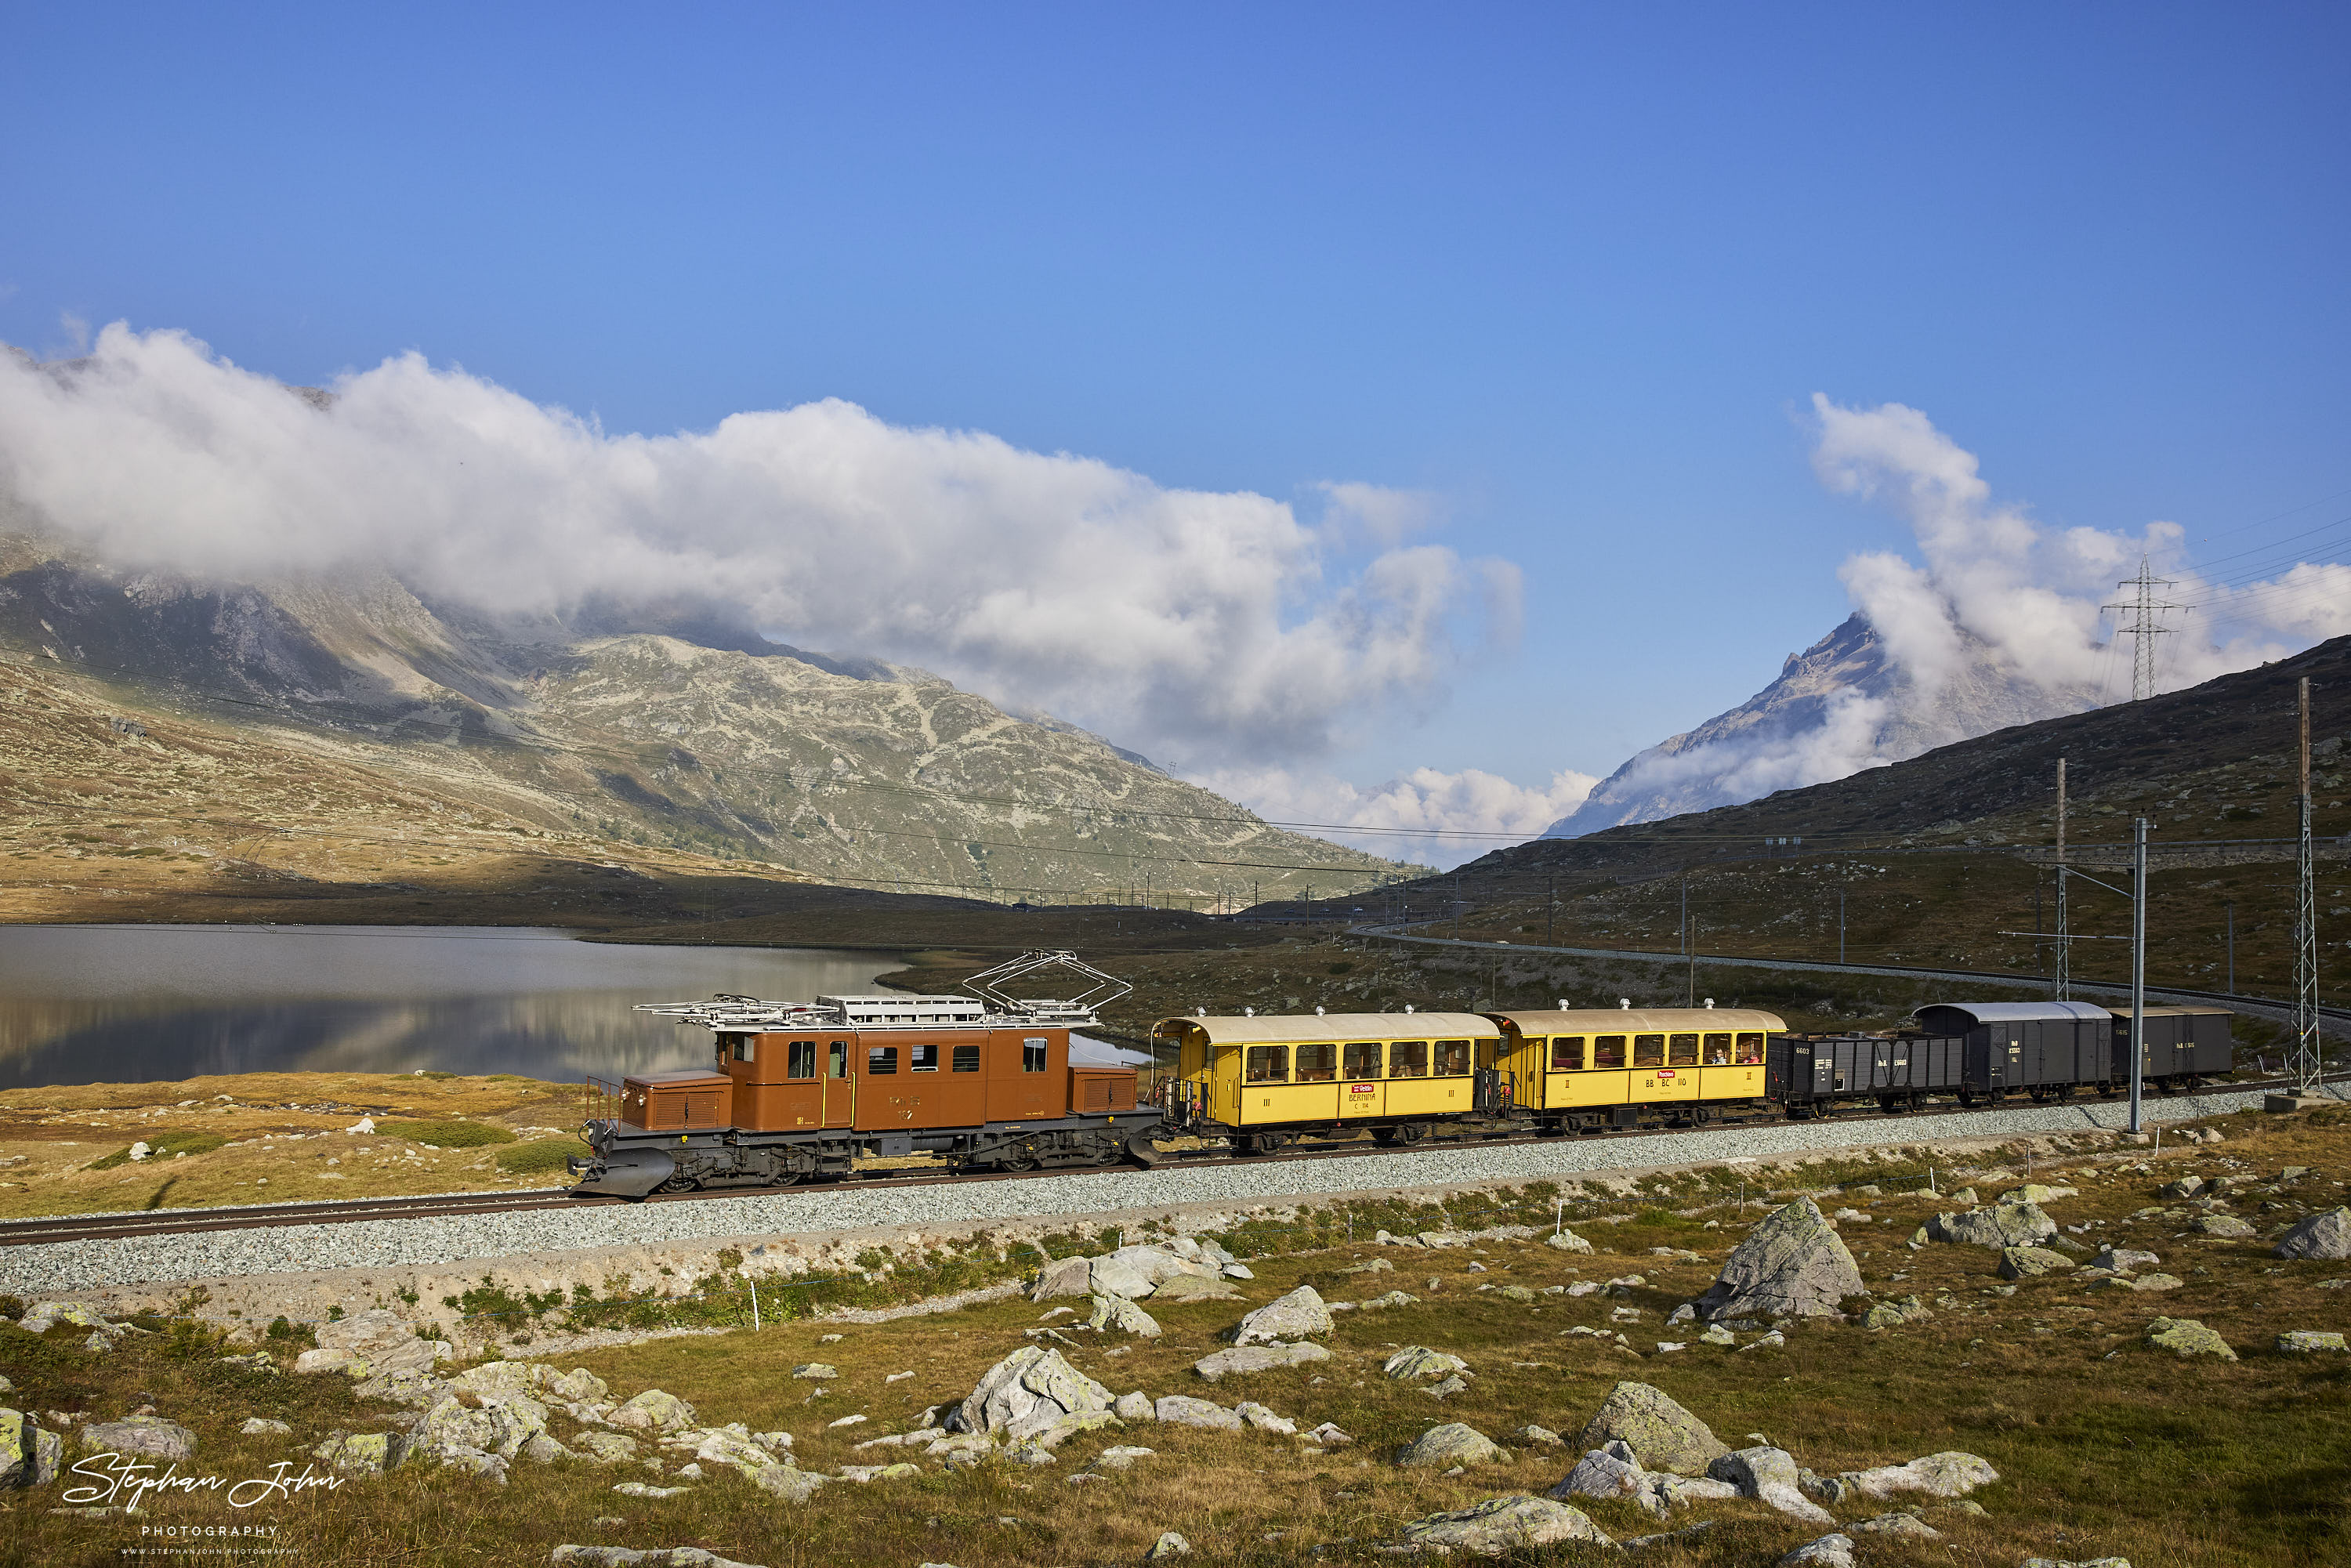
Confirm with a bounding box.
[1911,1001,2115,1024]
[1152,1012,1501,1044]
[1489,1008,1787,1034]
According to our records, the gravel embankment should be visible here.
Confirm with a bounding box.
[0,1084,2317,1294]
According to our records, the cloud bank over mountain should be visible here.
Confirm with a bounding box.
[0,324,1519,782]
[1550,395,2351,837]
[1199,763,1599,871]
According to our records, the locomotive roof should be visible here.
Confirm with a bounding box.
[1911,1001,2115,1024]
[1154,1011,1501,1044]
[1488,1008,1787,1034]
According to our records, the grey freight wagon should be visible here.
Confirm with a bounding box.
[1909,1001,2116,1104]
[2109,1005,2234,1092]
[1766,1031,1965,1117]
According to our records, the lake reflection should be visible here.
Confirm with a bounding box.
[0,925,896,1088]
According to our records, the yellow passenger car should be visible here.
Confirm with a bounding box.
[1486,1006,1786,1131]
[1153,1011,1506,1151]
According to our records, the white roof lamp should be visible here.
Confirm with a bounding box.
[1704,998,1715,1009]
[1315,1005,1326,1016]
[1557,998,1567,1009]
[1244,1006,1255,1016]
[1620,998,1631,1009]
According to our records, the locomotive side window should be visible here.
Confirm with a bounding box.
[1550,1036,1585,1070]
[1633,1034,1665,1067]
[1703,1032,1732,1063]
[909,1043,939,1073]
[867,1046,899,1075]
[1022,1037,1049,1072]
[828,1041,849,1078]
[788,1039,817,1079]
[724,1034,755,1062]
[1389,1041,1427,1077]
[1295,1042,1337,1082]
[1592,1034,1627,1068]
[1668,1033,1699,1066]
[1434,1039,1470,1076]
[1735,1033,1764,1064]
[951,1043,981,1073]
[1342,1041,1382,1079]
[1245,1045,1290,1083]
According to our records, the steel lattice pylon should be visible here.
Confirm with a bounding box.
[2293,677,2323,1092]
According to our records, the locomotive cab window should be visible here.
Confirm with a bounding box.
[1342,1041,1382,1079]
[1245,1045,1290,1084]
[1022,1037,1049,1072]
[1633,1034,1665,1067]
[1389,1041,1428,1077]
[867,1045,899,1075]
[1295,1042,1337,1082]
[1703,1033,1732,1064]
[951,1043,981,1073]
[788,1039,817,1079]
[1735,1033,1765,1064]
[723,1034,755,1063]
[1434,1039,1471,1077]
[910,1043,940,1073]
[1669,1033,1699,1066]
[828,1041,848,1078]
[1550,1037,1585,1071]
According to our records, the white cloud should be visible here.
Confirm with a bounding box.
[0,324,1521,773]
[1202,763,1598,871]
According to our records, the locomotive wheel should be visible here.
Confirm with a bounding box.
[653,1171,698,1194]
[1371,1126,1400,1146]
[998,1146,1041,1171]
[1395,1122,1429,1146]
[1690,1106,1713,1127]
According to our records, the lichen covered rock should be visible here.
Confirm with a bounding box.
[1694,1199,1863,1321]
[1232,1285,1333,1345]
[1572,1382,1729,1475]
[1398,1494,1614,1553]
[950,1346,1114,1441]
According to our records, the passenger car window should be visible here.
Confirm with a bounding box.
[910,1043,939,1073]
[867,1046,898,1075]
[788,1039,817,1079]
[1669,1033,1698,1065]
[1634,1034,1665,1067]
[1550,1037,1585,1071]
[1389,1041,1427,1077]
[1703,1032,1732,1064]
[1245,1045,1289,1083]
[1592,1034,1626,1068]
[1022,1037,1049,1072]
[1295,1042,1337,1082]
[952,1043,981,1073]
[1735,1033,1764,1064]
[1342,1041,1382,1079]
[1434,1039,1470,1076]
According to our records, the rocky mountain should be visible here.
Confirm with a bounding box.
[0,523,1410,904]
[1545,612,2104,837]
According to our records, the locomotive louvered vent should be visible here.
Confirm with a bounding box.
[1084,1078,1114,1111]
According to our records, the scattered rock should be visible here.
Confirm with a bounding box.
[1512,1425,1563,1447]
[2277,1331,2349,1354]
[1397,1494,1615,1554]
[610,1482,693,1499]
[19,1302,110,1334]
[549,1548,766,1568]
[1546,1229,1595,1254]
[2273,1208,2351,1260]
[1089,1295,1161,1338]
[2191,1215,2255,1239]
[1382,1346,1469,1382]
[1821,1452,1998,1500]
[1425,1374,1471,1400]
[951,1347,1115,1442]
[1031,1257,1097,1301]
[293,1348,372,1378]
[1112,1392,1155,1421]
[1153,1396,1244,1431]
[313,1432,404,1475]
[79,1416,196,1461]
[1998,1184,2077,1205]
[1151,1276,1241,1303]
[578,1432,640,1463]
[1776,1533,1855,1568]
[1928,1203,2056,1249]
[240,1418,293,1436]
[1693,1198,1863,1321]
[2088,1247,2161,1273]
[2018,1559,2132,1568]
[1306,1421,1353,1447]
[1193,1343,1329,1381]
[1397,1423,1505,1467]
[1573,1382,1728,1475]
[788,1364,838,1381]
[1708,1446,1832,1523]
[2146,1317,2237,1360]
[1999,1247,2079,1280]
[1739,1331,1786,1351]
[609,1391,698,1431]
[1145,1530,1192,1560]
[1232,1286,1332,1345]
[1095,1444,1156,1470]
[1235,1402,1295,1435]
[2157,1176,2207,1199]
[1552,1439,1651,1510]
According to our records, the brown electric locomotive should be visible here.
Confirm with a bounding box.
[567,951,1162,1197]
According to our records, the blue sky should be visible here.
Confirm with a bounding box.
[4,4,2348,852]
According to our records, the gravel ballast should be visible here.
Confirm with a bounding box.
[0,1083,2299,1294]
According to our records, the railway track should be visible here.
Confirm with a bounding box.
[9,1069,2336,1250]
